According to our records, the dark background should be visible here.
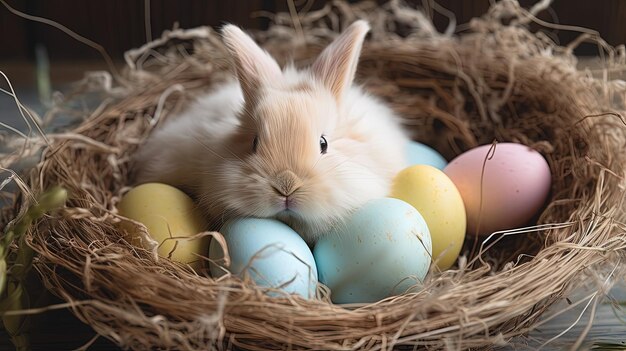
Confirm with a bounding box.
[1,0,626,61]
[2,0,624,90]
[1,0,625,350]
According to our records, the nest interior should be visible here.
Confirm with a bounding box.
[2,1,626,350]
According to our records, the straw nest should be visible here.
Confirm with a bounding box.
[3,0,626,349]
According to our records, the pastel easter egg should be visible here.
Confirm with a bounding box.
[406,141,448,169]
[390,165,466,270]
[118,183,208,269]
[314,198,432,304]
[443,143,551,236]
[209,218,318,299]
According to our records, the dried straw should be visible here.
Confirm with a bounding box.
[2,0,626,349]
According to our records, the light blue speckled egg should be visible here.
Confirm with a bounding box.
[314,198,432,304]
[406,141,447,169]
[209,218,318,298]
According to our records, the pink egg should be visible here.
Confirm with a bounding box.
[443,143,551,236]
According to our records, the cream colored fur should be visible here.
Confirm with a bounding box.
[134,21,409,243]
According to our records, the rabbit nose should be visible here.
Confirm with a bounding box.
[272,170,302,196]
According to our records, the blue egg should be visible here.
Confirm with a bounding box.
[406,141,447,169]
[209,218,318,298]
[314,198,432,304]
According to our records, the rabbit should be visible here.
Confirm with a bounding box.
[134,20,409,244]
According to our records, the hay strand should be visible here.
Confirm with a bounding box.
[1,0,626,349]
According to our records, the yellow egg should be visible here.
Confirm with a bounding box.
[390,165,466,270]
[118,183,208,269]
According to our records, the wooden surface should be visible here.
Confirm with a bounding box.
[2,61,624,351]
[2,1,626,350]
[1,271,624,349]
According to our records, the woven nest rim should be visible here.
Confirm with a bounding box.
[2,1,626,350]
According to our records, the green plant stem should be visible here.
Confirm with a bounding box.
[0,186,67,351]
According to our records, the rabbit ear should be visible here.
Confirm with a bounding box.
[221,24,282,104]
[311,20,370,103]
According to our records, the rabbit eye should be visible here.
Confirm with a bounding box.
[253,135,259,152]
[320,135,328,154]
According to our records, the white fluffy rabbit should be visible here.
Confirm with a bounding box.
[134,20,409,243]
